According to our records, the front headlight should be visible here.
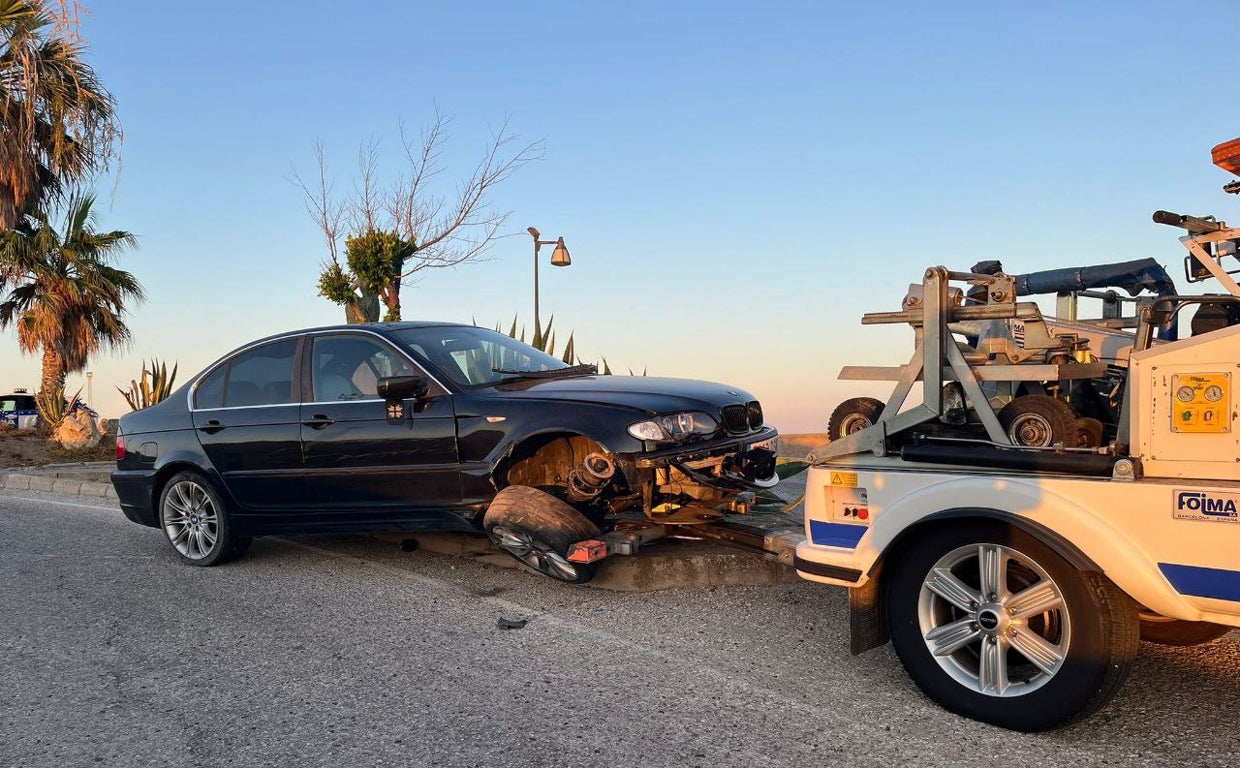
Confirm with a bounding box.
[627,411,719,442]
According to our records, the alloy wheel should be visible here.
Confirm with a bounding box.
[917,543,1071,697]
[162,480,220,560]
[489,524,580,581]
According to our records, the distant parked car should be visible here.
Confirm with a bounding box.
[1,389,39,430]
[111,322,779,582]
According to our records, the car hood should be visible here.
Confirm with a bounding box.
[482,375,757,415]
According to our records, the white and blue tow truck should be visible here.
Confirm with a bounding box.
[794,138,1240,731]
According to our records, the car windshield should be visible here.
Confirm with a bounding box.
[391,326,579,388]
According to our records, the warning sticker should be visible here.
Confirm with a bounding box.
[829,471,858,487]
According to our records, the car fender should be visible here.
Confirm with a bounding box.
[149,444,235,511]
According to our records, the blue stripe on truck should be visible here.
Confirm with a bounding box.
[1159,563,1240,602]
[809,520,867,549]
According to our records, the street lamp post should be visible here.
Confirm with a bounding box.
[527,226,571,338]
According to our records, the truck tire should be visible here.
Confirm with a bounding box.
[828,397,884,440]
[886,520,1139,731]
[1138,615,1233,646]
[998,395,1080,447]
[484,485,602,584]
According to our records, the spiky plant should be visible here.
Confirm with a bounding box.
[34,383,79,430]
[493,314,638,373]
[117,358,178,411]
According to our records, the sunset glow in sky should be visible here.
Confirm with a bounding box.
[3,1,1239,431]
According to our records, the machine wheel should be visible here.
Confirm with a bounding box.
[998,395,1080,447]
[1138,614,1233,646]
[886,521,1139,731]
[158,471,243,567]
[484,485,602,584]
[1075,417,1104,448]
[828,397,884,441]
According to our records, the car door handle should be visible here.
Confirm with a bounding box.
[302,415,335,429]
[197,419,226,434]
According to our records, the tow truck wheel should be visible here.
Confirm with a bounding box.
[828,397,884,440]
[484,485,602,585]
[998,395,1080,447]
[1138,614,1233,646]
[887,521,1139,731]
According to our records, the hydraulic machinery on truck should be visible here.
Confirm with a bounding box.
[795,137,1240,731]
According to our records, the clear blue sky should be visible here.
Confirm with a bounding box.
[3,0,1239,431]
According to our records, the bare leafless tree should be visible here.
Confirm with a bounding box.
[294,110,543,323]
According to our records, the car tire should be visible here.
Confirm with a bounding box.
[484,485,602,584]
[827,397,884,441]
[886,520,1139,731]
[1138,615,1233,646]
[158,471,241,567]
[998,395,1080,447]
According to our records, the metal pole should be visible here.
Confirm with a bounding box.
[534,239,540,336]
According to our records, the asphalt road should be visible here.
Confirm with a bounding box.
[3,489,1239,768]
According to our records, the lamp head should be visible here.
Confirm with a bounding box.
[550,237,571,267]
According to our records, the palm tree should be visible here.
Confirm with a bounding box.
[0,0,119,228]
[0,193,140,395]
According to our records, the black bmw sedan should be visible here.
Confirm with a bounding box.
[112,322,779,582]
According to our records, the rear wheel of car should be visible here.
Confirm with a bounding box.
[158,471,241,567]
[886,520,1139,731]
[1138,614,1233,646]
[484,485,602,584]
[827,397,884,441]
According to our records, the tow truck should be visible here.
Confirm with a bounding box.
[794,137,1240,731]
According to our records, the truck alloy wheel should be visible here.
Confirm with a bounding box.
[887,522,1139,731]
[484,485,602,585]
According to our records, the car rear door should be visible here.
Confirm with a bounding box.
[191,337,306,512]
[299,332,462,524]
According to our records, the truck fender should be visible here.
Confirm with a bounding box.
[853,476,1201,631]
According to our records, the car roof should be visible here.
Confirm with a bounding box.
[244,321,470,347]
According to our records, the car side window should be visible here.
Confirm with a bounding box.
[312,335,417,402]
[194,366,227,409]
[222,339,298,407]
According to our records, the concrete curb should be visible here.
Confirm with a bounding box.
[1,471,117,499]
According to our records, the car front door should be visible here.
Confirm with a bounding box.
[191,337,305,512]
[299,332,462,525]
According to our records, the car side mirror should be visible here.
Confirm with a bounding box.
[377,375,429,423]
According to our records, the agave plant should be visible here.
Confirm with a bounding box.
[117,358,178,411]
[35,384,81,430]
[493,314,637,374]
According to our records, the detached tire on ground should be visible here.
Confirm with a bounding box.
[158,471,244,567]
[886,520,1139,731]
[1138,615,1233,646]
[828,397,884,441]
[998,395,1080,447]
[484,485,602,584]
